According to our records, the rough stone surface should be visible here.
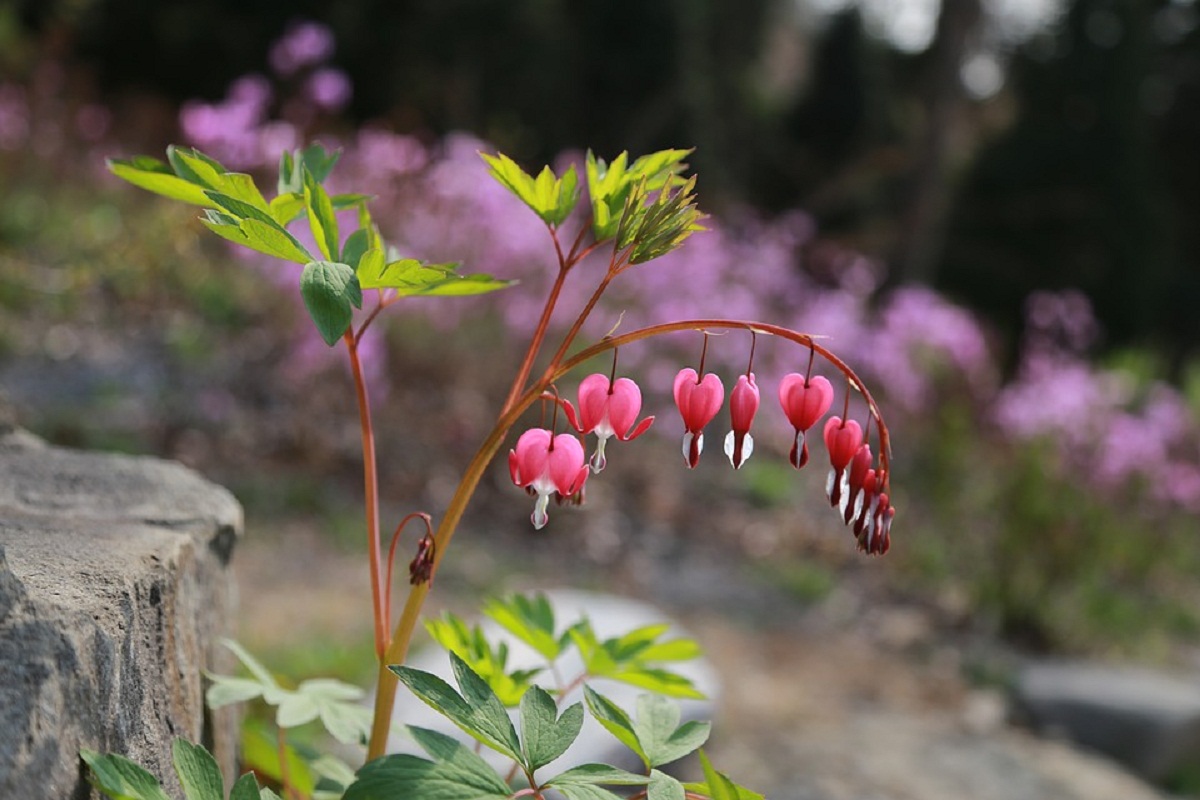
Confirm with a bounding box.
[1012,660,1200,782]
[0,429,242,799]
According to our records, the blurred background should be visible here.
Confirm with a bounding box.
[3,0,1200,796]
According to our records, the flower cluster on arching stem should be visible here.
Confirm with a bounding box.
[510,346,895,553]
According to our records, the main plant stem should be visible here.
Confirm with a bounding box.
[344,331,388,660]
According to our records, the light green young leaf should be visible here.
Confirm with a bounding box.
[482,593,562,662]
[450,651,523,759]
[269,193,307,225]
[424,613,540,707]
[240,720,316,796]
[359,257,512,297]
[581,685,644,761]
[331,193,374,209]
[205,674,267,708]
[81,749,173,800]
[648,770,686,800]
[632,694,711,767]
[480,152,579,226]
[107,157,216,207]
[218,638,280,689]
[304,169,340,261]
[172,739,224,800]
[278,150,300,195]
[343,726,510,800]
[572,621,704,700]
[300,261,361,346]
[520,685,584,772]
[684,751,763,800]
[229,773,261,800]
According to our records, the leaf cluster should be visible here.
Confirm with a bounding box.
[205,639,373,746]
[481,148,704,265]
[82,739,281,800]
[428,593,704,707]
[109,143,511,346]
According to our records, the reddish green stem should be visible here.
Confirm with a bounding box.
[344,331,388,661]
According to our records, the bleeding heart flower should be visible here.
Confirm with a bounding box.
[673,367,725,468]
[724,372,760,469]
[565,373,654,472]
[823,416,863,509]
[508,428,589,529]
[778,374,834,469]
[842,443,874,524]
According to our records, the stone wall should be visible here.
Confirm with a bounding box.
[0,428,242,799]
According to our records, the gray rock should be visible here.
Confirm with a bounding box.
[389,589,719,774]
[0,430,242,799]
[759,711,1173,800]
[1012,660,1200,782]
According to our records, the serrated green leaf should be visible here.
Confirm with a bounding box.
[359,257,512,297]
[649,770,686,800]
[546,763,651,787]
[689,751,763,800]
[172,739,225,800]
[300,261,360,346]
[331,193,374,209]
[81,749,173,800]
[239,217,314,263]
[168,146,226,190]
[317,696,375,745]
[424,614,540,707]
[480,152,579,226]
[450,652,523,759]
[550,784,627,800]
[391,658,521,762]
[344,727,510,800]
[269,192,307,225]
[304,169,340,260]
[581,685,644,761]
[520,685,583,772]
[301,143,341,183]
[606,667,704,700]
[229,773,261,800]
[637,638,703,662]
[632,694,710,767]
[107,158,216,207]
[482,594,561,661]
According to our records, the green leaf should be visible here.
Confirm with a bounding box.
[391,655,522,762]
[301,143,341,183]
[424,613,540,707]
[544,762,653,800]
[520,685,584,772]
[300,261,361,346]
[205,675,266,707]
[269,193,307,225]
[632,694,710,768]
[571,621,704,700]
[480,152,579,226]
[278,150,300,195]
[585,148,693,244]
[545,763,651,787]
[240,720,317,796]
[649,770,686,800]
[344,727,510,800]
[581,685,644,762]
[167,145,228,188]
[81,748,173,800]
[107,157,216,207]
[686,751,763,800]
[172,740,224,800]
[229,774,261,800]
[304,168,340,260]
[482,593,562,662]
[358,257,512,297]
[259,790,284,800]
[341,229,371,271]
[331,193,374,209]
